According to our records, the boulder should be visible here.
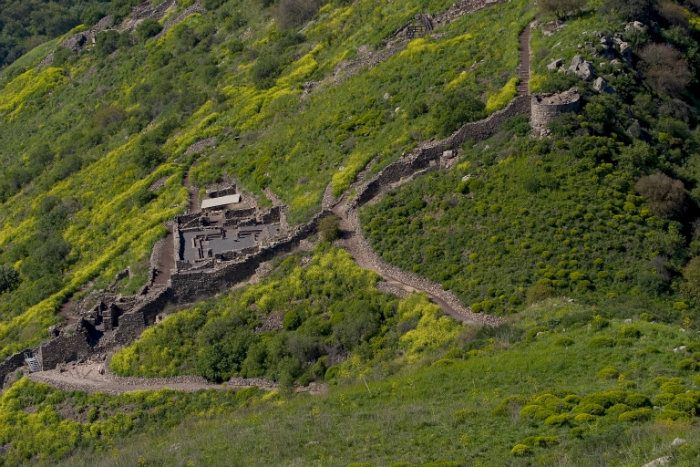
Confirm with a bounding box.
[593,77,614,93]
[642,457,672,467]
[671,438,687,447]
[547,58,564,71]
[569,55,596,81]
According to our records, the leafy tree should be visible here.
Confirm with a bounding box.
[135,19,163,42]
[538,0,587,20]
[639,44,691,97]
[0,264,20,295]
[318,215,341,242]
[634,172,687,218]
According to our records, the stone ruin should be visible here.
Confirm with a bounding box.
[530,88,581,136]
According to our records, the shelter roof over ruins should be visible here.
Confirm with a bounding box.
[201,194,241,210]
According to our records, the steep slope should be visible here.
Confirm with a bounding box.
[0,0,699,465]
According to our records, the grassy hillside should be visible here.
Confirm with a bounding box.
[0,0,699,465]
[0,299,697,466]
[0,0,530,358]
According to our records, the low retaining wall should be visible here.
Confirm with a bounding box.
[353,95,531,207]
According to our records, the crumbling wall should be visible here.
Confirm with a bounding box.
[38,323,94,371]
[353,95,531,207]
[171,211,328,303]
[0,350,31,389]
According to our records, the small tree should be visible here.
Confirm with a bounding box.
[539,0,587,19]
[634,172,686,218]
[318,214,341,242]
[135,19,163,42]
[0,264,20,295]
[640,43,691,97]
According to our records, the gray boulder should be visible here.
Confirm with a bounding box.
[569,55,596,81]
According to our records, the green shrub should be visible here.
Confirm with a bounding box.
[619,408,653,422]
[656,409,689,421]
[563,394,582,405]
[618,326,641,338]
[554,337,575,347]
[544,413,573,427]
[666,392,700,414]
[677,358,698,371]
[588,336,615,348]
[597,366,619,380]
[136,19,163,42]
[0,264,20,295]
[520,404,555,420]
[318,215,341,242]
[569,426,587,438]
[660,382,686,394]
[625,393,651,408]
[653,393,676,406]
[521,436,558,448]
[525,326,549,342]
[581,391,627,408]
[510,444,532,457]
[526,283,555,305]
[492,395,527,416]
[574,413,596,423]
[590,315,610,330]
[606,403,630,416]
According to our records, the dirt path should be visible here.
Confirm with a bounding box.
[332,202,504,326]
[517,23,531,95]
[29,362,327,395]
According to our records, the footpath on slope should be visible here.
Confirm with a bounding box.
[332,201,504,327]
[29,361,327,395]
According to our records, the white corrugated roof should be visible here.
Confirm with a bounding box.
[201,194,241,209]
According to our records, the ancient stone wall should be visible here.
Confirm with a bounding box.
[0,350,30,389]
[353,95,531,207]
[38,324,94,371]
[170,211,328,303]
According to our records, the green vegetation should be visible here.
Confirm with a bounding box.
[111,247,461,385]
[362,1,699,321]
[1,0,700,464]
[0,300,696,466]
[0,0,530,357]
[0,377,266,467]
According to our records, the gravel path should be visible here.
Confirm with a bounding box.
[29,362,327,395]
[333,202,504,327]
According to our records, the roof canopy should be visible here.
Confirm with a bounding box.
[201,194,241,210]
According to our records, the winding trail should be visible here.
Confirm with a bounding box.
[29,362,326,395]
[333,201,503,326]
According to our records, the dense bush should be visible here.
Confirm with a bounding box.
[135,19,163,42]
[634,172,686,218]
[0,264,19,295]
[639,44,691,97]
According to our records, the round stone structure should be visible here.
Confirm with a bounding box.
[530,88,581,135]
